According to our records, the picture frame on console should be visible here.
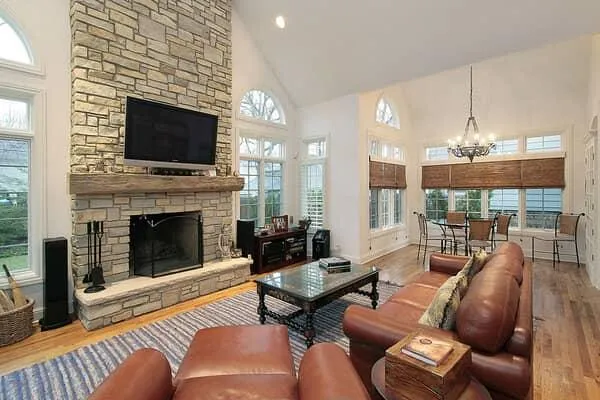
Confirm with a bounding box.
[271,215,289,232]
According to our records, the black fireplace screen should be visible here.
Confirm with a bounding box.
[130,211,203,278]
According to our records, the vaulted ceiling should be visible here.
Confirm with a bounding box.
[233,0,600,107]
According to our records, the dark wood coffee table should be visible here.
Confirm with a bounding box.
[255,262,379,348]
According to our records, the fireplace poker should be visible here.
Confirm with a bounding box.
[83,221,92,284]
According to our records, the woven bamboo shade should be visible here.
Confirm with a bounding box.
[421,157,564,189]
[421,164,450,189]
[520,158,565,188]
[451,160,522,189]
[369,160,406,189]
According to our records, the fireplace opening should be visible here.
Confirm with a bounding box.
[130,211,203,278]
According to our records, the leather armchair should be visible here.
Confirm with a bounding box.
[90,343,370,400]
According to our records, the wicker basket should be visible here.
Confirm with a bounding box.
[0,298,34,347]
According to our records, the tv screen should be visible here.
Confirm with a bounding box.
[124,97,218,170]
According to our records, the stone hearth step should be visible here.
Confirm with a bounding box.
[75,258,252,330]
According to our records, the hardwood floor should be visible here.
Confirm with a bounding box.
[0,245,599,399]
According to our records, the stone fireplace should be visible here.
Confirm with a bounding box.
[68,0,248,330]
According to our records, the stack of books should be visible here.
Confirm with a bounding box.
[318,257,351,273]
[400,334,454,367]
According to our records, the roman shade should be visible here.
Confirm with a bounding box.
[421,164,450,189]
[369,160,406,189]
[421,157,565,189]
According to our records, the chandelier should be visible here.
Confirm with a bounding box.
[447,66,495,162]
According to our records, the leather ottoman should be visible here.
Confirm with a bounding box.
[175,324,295,383]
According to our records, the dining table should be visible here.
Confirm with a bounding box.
[429,219,469,255]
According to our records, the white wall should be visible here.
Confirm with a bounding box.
[231,9,299,226]
[298,95,362,261]
[357,85,415,262]
[0,0,71,319]
[401,37,591,259]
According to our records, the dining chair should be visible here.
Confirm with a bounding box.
[492,212,517,250]
[445,211,468,255]
[467,219,495,255]
[531,212,585,270]
[414,212,447,265]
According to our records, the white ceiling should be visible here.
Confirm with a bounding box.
[233,0,600,107]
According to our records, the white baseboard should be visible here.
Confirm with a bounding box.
[356,239,410,265]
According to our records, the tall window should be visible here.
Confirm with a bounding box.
[301,138,327,233]
[239,90,285,124]
[370,189,404,229]
[525,188,562,229]
[454,189,482,219]
[0,15,32,65]
[375,98,399,128]
[239,136,285,225]
[0,97,31,274]
[424,189,448,221]
[0,16,35,277]
[488,189,519,227]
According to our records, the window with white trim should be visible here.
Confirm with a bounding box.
[425,146,449,161]
[239,136,285,226]
[0,96,31,274]
[375,98,399,128]
[489,138,518,155]
[239,90,285,124]
[488,189,519,227]
[454,189,482,219]
[369,138,403,161]
[0,15,32,65]
[300,138,327,233]
[526,134,561,152]
[525,188,562,229]
[370,189,404,230]
[424,189,448,221]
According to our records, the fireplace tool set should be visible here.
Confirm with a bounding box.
[83,220,106,293]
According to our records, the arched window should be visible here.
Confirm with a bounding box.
[0,15,32,65]
[375,97,399,128]
[239,90,285,124]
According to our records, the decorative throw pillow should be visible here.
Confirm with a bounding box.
[418,275,461,330]
[468,249,488,281]
[455,268,469,298]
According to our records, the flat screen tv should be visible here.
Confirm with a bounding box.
[124,97,218,170]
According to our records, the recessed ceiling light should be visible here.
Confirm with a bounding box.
[275,15,286,29]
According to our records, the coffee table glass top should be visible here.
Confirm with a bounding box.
[256,262,378,301]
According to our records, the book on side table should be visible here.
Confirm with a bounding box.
[401,334,454,367]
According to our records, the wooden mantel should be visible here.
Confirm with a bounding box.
[69,173,245,195]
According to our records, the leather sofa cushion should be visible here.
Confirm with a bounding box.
[388,283,438,308]
[493,242,525,266]
[411,271,450,289]
[175,325,295,385]
[482,253,523,285]
[456,267,520,353]
[174,374,298,400]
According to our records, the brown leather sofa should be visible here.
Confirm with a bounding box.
[89,324,370,400]
[343,242,532,400]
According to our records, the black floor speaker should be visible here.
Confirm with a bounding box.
[236,220,255,258]
[40,237,72,331]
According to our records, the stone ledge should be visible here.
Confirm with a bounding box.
[75,257,252,330]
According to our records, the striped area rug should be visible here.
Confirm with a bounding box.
[0,282,400,400]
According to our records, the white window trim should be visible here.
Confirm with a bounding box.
[237,133,286,226]
[370,188,406,234]
[368,134,406,163]
[0,83,46,288]
[300,135,328,232]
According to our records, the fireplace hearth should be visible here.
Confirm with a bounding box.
[130,211,203,278]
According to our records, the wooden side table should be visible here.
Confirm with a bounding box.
[371,358,491,400]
